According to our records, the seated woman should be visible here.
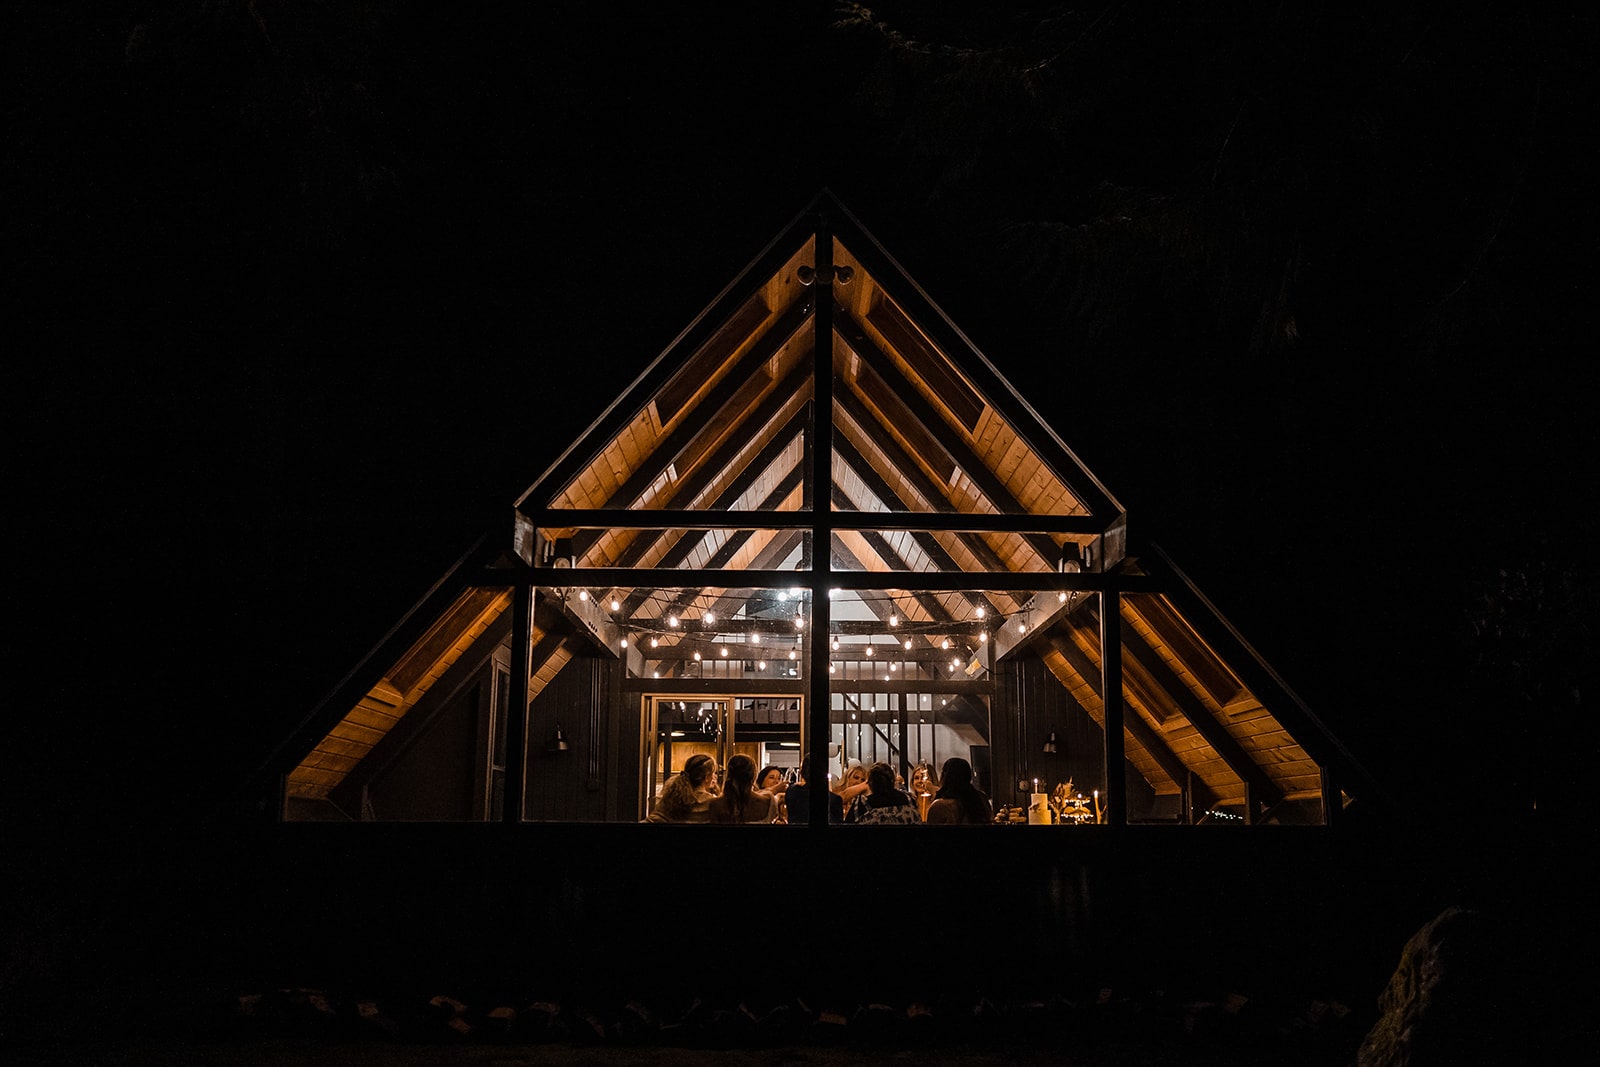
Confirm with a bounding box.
[647,753,718,823]
[708,754,780,823]
[832,760,870,812]
[844,761,921,824]
[756,764,788,822]
[924,756,993,825]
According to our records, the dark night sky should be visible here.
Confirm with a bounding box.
[8,3,1596,830]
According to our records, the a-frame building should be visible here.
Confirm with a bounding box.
[258,192,1376,828]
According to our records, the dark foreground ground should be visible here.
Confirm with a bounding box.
[7,817,1592,1063]
[12,981,1373,1066]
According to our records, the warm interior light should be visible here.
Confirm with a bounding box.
[979,631,987,643]
[975,606,985,619]
[1059,591,1068,603]
[904,639,912,650]
[1016,621,1026,633]
[578,590,588,602]
[720,647,729,657]
[611,597,621,611]
[704,611,715,624]
[889,614,898,627]
[668,615,679,627]
[941,638,950,649]
[620,638,629,648]
[758,660,766,669]
[789,650,797,660]
[650,637,659,648]
[693,651,701,661]
[865,644,874,656]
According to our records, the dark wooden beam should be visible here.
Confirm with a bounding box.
[807,212,836,829]
[525,507,1103,536]
[479,565,1167,595]
[503,583,532,824]
[1100,590,1127,827]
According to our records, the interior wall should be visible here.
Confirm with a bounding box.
[365,677,484,820]
[523,651,612,821]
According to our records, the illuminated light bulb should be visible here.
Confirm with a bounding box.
[1017,621,1027,633]
[1059,591,1068,603]
[720,647,729,657]
[865,644,874,656]
[975,606,985,619]
[668,615,679,627]
[650,637,659,648]
[693,651,701,661]
[949,664,957,673]
[940,698,947,706]
[829,664,836,673]
[832,637,840,650]
[890,662,898,671]
[794,616,804,629]
[620,638,629,648]
[941,638,950,650]
[778,590,789,602]
[904,639,913,650]
[789,650,797,660]
[611,597,621,611]
[704,611,715,624]
[951,656,960,667]
[758,661,766,670]
[979,631,987,643]
[889,614,898,627]
[578,590,588,602]
[652,671,659,678]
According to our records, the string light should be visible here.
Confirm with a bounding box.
[693,651,701,661]
[578,590,588,602]
[611,597,621,611]
[889,613,898,627]
[758,660,766,670]
[620,637,628,649]
[1059,591,1068,603]
[979,631,987,643]
[668,614,678,628]
[704,610,715,624]
[650,637,659,648]
[720,647,729,657]
[975,606,985,619]
[904,638,912,650]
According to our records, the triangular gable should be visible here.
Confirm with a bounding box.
[261,191,1379,825]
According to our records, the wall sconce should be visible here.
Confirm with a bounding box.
[1042,729,1059,754]
[548,724,570,753]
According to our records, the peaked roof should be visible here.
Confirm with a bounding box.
[258,191,1381,822]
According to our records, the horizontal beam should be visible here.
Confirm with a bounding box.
[475,565,1168,594]
[522,508,1109,536]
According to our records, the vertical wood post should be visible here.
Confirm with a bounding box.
[503,581,532,824]
[1100,587,1126,827]
[806,213,834,829]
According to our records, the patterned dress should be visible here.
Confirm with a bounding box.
[846,790,922,825]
